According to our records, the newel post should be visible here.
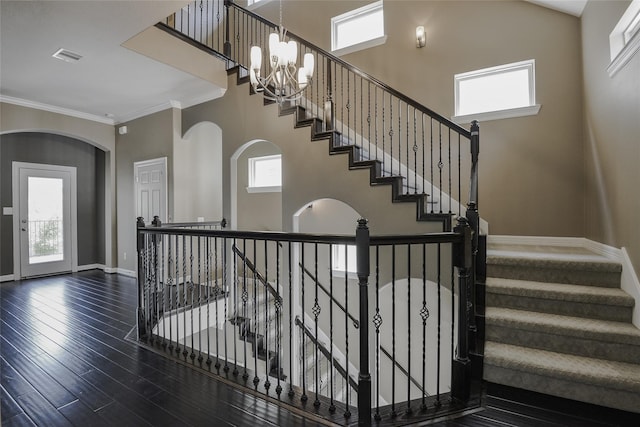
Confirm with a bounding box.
[451,217,472,402]
[356,219,372,426]
[136,217,146,340]
[467,120,480,346]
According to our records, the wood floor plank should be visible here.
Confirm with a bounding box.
[3,271,637,427]
[14,391,73,427]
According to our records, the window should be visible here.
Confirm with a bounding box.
[608,0,640,77]
[331,1,386,56]
[332,245,357,275]
[247,0,270,8]
[247,154,281,193]
[453,59,540,123]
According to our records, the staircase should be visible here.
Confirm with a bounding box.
[483,243,640,413]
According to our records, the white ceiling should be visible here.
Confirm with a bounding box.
[0,0,587,126]
[0,0,225,125]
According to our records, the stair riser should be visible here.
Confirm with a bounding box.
[486,325,640,364]
[487,264,621,288]
[487,293,632,322]
[484,364,640,414]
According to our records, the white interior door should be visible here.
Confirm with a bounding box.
[134,158,167,224]
[14,163,77,278]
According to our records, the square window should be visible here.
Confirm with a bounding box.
[331,1,386,56]
[608,0,640,76]
[247,154,281,193]
[453,60,540,122]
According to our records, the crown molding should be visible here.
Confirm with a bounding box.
[0,94,115,125]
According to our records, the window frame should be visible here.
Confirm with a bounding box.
[452,59,541,124]
[247,154,282,193]
[331,0,387,57]
[608,0,640,77]
[331,244,357,277]
[247,0,272,10]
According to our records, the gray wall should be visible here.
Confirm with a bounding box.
[250,0,585,237]
[0,132,105,275]
[116,108,175,271]
[582,0,640,277]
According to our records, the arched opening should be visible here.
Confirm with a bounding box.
[0,130,109,279]
[231,139,282,231]
[174,121,223,222]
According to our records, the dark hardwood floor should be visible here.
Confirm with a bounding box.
[1,271,638,426]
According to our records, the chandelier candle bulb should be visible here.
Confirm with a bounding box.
[250,46,262,71]
[287,41,297,66]
[303,53,315,77]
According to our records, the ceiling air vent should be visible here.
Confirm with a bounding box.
[52,48,82,63]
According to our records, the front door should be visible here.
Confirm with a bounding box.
[14,163,76,278]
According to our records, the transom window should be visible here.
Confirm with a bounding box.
[608,0,640,76]
[453,59,540,123]
[247,154,281,193]
[331,1,386,56]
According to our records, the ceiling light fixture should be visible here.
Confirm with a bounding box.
[249,0,314,105]
[52,48,83,63]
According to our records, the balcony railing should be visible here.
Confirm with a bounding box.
[136,216,479,426]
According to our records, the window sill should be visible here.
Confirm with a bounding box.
[332,35,387,57]
[246,186,281,194]
[331,270,357,280]
[452,104,541,125]
[608,31,640,77]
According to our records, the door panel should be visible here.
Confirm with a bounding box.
[18,167,73,277]
[135,158,167,224]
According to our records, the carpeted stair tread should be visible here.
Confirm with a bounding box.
[487,254,622,273]
[486,277,634,306]
[486,307,640,346]
[485,342,640,394]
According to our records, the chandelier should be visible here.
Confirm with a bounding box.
[249,0,314,104]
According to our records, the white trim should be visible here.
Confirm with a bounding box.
[331,35,387,57]
[608,30,640,77]
[0,95,115,125]
[452,104,541,125]
[0,274,15,283]
[133,157,169,223]
[608,0,640,77]
[77,263,105,272]
[247,0,274,10]
[246,185,281,193]
[115,268,137,277]
[487,235,622,261]
[621,248,640,328]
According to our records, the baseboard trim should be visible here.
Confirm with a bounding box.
[114,268,137,278]
[487,235,621,261]
[77,264,105,272]
[0,274,15,283]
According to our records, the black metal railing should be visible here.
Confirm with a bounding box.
[136,216,477,426]
[295,316,358,409]
[159,0,480,227]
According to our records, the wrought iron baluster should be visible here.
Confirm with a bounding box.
[301,243,307,402]
[436,243,442,406]
[328,244,336,413]
[223,237,229,373]
[215,236,220,371]
[421,242,429,410]
[373,246,382,421]
[406,243,412,415]
[275,243,282,396]
[391,244,396,418]
[206,236,212,366]
[233,238,239,376]
[190,235,196,361]
[264,240,271,392]
[253,239,259,386]
[288,241,294,397]
[242,239,249,380]
[344,243,350,418]
[313,243,320,407]
[198,236,203,363]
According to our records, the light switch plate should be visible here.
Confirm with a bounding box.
[3,207,13,215]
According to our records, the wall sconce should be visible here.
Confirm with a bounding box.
[416,26,426,48]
